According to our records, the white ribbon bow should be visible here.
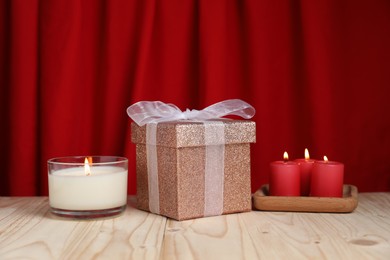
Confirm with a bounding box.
[127,99,255,125]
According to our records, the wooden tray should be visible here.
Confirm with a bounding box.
[253,184,358,213]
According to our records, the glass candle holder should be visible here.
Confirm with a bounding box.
[48,156,128,219]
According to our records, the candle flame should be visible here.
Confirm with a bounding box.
[304,148,310,160]
[84,157,91,176]
[283,151,289,162]
[324,155,328,162]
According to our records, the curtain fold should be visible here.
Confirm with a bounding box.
[1,0,389,195]
[1,0,39,195]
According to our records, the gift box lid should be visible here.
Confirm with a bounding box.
[131,120,256,148]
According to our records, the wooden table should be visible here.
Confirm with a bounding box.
[1,193,389,259]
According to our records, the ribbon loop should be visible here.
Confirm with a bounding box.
[127,99,255,126]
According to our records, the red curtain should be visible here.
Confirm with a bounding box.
[1,0,390,196]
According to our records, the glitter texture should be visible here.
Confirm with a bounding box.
[131,120,256,220]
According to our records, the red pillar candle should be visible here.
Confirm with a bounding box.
[310,156,344,197]
[269,152,300,196]
[294,148,315,196]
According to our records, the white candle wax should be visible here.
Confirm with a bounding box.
[49,166,128,210]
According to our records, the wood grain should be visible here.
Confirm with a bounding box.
[161,212,259,259]
[1,193,389,259]
[0,197,166,259]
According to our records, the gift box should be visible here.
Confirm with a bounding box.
[131,119,256,220]
[127,100,256,220]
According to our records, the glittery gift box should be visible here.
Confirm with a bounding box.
[131,119,256,220]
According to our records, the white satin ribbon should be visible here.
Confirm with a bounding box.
[127,99,255,216]
[203,121,225,217]
[146,123,159,214]
[127,99,255,126]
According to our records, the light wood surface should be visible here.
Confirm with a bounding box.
[1,193,390,259]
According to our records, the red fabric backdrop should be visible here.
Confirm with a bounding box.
[1,0,390,196]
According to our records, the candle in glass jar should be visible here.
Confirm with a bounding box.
[269,152,300,196]
[310,156,344,197]
[294,148,315,196]
[48,156,128,218]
